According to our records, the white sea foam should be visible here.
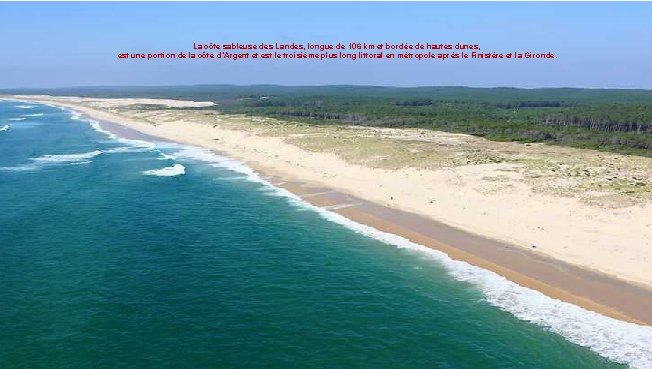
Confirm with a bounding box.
[0,125,8,132]
[88,120,118,139]
[171,146,259,181]
[8,117,26,121]
[216,175,249,181]
[164,144,652,369]
[142,163,185,177]
[22,113,44,117]
[85,118,182,174]
[158,152,177,160]
[116,138,155,151]
[88,120,156,151]
[55,106,79,118]
[0,165,38,172]
[15,105,35,109]
[104,146,156,154]
[1,150,102,171]
[32,150,103,163]
[68,113,152,151]
[59,109,137,150]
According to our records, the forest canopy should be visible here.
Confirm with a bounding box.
[4,85,651,156]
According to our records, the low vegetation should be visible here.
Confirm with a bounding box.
[5,85,652,156]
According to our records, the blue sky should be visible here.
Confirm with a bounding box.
[0,2,651,89]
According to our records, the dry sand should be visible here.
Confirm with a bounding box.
[6,95,652,323]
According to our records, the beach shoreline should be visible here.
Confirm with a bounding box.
[6,95,652,327]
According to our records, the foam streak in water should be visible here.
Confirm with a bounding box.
[1,151,102,171]
[33,150,103,163]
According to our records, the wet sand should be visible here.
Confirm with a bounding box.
[273,179,652,325]
[96,118,169,143]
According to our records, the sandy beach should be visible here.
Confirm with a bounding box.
[6,95,652,325]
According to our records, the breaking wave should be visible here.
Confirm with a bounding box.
[0,125,8,132]
[170,146,258,181]
[88,120,156,151]
[143,163,186,177]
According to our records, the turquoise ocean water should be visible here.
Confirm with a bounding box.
[1,101,650,369]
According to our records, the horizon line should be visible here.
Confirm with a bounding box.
[2,84,652,92]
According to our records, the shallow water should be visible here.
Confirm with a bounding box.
[0,101,647,369]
